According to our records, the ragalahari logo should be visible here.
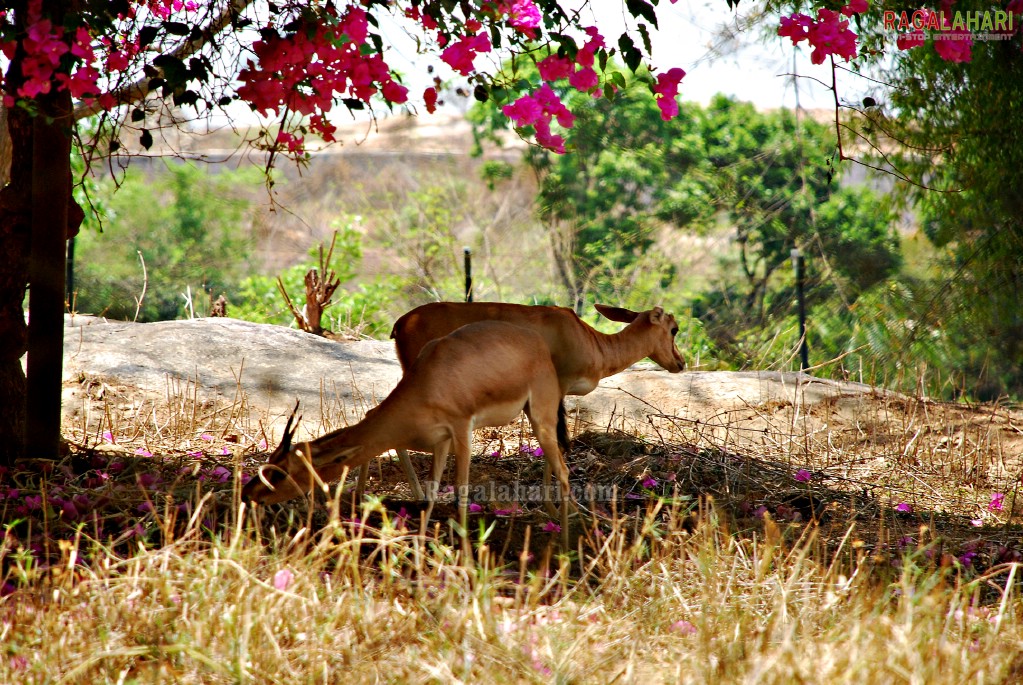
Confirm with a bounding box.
[886,7,1021,62]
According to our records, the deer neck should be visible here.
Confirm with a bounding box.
[302,412,393,470]
[592,321,654,378]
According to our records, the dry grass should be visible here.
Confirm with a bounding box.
[3,382,1023,683]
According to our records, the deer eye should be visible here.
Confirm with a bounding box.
[671,327,679,337]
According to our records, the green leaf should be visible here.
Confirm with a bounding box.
[637,23,653,55]
[163,21,190,36]
[138,25,159,48]
[618,34,643,73]
[625,0,659,29]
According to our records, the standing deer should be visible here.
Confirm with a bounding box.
[359,303,686,499]
[242,321,573,546]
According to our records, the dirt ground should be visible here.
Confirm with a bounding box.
[51,371,1023,574]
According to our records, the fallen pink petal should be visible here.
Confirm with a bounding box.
[670,619,697,635]
[273,568,295,591]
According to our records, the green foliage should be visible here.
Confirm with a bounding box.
[74,161,262,321]
[755,0,1023,397]
[472,59,709,311]
[377,184,468,302]
[231,223,401,338]
[476,75,900,371]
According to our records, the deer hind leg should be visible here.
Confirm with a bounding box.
[423,438,451,524]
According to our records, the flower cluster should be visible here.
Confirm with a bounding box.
[440,33,492,75]
[536,26,606,94]
[933,27,973,63]
[500,0,542,38]
[893,9,974,62]
[503,83,576,153]
[236,6,409,152]
[778,0,867,64]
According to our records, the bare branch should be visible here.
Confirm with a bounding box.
[72,0,255,121]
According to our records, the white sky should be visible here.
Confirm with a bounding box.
[369,0,856,115]
[210,0,870,130]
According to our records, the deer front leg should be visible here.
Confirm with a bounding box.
[356,462,369,499]
[357,451,426,501]
[452,431,473,561]
[396,449,426,500]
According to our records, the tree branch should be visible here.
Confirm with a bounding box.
[72,0,254,121]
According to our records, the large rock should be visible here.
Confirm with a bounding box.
[61,317,885,443]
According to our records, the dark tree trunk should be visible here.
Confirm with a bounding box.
[0,0,84,465]
[0,6,33,465]
[26,85,76,459]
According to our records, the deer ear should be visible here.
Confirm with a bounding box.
[277,401,301,455]
[594,303,638,323]
[649,306,665,324]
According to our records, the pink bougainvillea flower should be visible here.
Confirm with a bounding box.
[469,502,484,513]
[273,568,294,591]
[423,86,438,114]
[503,0,541,37]
[102,431,114,443]
[652,67,686,121]
[934,29,972,63]
[537,54,573,81]
[989,492,1005,512]
[200,433,213,441]
[641,476,658,489]
[895,502,913,513]
[504,95,544,127]
[971,518,984,527]
[137,472,161,488]
[841,0,869,16]
[753,505,769,518]
[494,503,522,516]
[134,447,153,457]
[896,29,925,50]
[440,33,491,75]
[381,80,409,104]
[794,468,812,483]
[671,619,697,635]
[568,66,599,92]
[532,446,544,457]
[778,14,813,45]
[543,520,561,533]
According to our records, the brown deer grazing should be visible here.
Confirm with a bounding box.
[359,303,686,499]
[243,321,573,546]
